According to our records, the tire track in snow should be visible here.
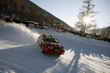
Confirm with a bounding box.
[80,55,110,73]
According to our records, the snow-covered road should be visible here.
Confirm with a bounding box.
[35,29,110,73]
[0,22,110,73]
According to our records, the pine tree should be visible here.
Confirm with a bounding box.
[75,0,96,36]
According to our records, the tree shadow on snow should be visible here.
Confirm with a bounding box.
[63,47,110,73]
[42,47,110,73]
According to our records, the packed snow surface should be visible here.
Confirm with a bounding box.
[0,21,110,73]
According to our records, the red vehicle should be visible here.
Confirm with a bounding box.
[39,34,65,56]
[40,43,65,56]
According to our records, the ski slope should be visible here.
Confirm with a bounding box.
[0,21,110,73]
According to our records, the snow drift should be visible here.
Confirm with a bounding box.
[0,20,40,49]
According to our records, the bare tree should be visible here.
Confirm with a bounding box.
[75,0,96,36]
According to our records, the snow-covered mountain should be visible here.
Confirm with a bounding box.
[0,21,110,73]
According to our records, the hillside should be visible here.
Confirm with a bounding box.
[0,0,73,31]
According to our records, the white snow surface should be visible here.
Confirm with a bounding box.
[0,21,110,73]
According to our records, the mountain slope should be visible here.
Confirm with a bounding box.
[0,0,73,31]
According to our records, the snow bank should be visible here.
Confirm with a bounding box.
[0,20,40,49]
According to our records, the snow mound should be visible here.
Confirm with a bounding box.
[0,20,40,49]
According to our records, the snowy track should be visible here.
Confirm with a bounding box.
[0,22,110,73]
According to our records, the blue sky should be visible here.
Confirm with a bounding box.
[31,0,110,28]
